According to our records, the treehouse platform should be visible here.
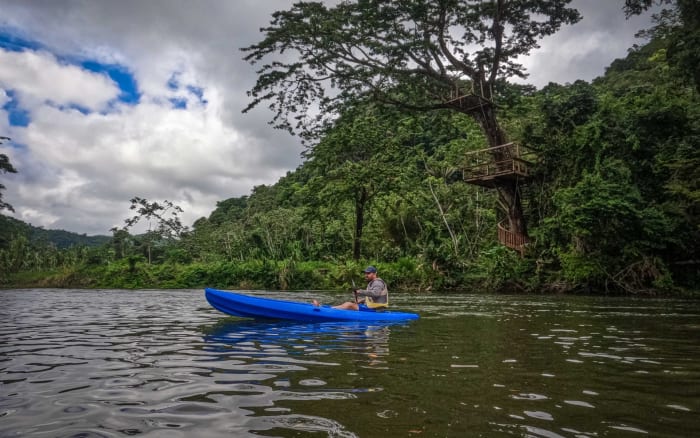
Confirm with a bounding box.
[462,142,534,188]
[462,142,534,255]
[444,93,493,116]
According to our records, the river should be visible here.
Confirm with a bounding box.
[1,289,698,437]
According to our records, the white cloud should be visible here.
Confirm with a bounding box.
[0,89,10,134]
[0,88,9,107]
[8,81,292,234]
[517,0,657,87]
[0,1,304,235]
[0,49,119,110]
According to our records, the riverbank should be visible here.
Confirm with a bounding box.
[3,258,697,297]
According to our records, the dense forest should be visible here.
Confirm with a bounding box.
[1,0,698,295]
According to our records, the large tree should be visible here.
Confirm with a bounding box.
[242,0,581,237]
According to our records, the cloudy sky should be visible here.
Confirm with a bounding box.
[0,0,656,236]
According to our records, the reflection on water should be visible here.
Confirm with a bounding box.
[204,319,393,368]
[1,289,699,437]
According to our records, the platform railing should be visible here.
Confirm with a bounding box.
[497,220,529,255]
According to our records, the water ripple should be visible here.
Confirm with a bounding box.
[2,289,699,437]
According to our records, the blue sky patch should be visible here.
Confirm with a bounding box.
[0,29,42,53]
[167,72,181,91]
[165,73,207,107]
[186,85,207,105]
[169,97,188,109]
[81,61,141,105]
[165,71,207,109]
[2,90,31,127]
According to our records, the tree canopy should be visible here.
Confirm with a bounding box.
[626,0,700,92]
[243,0,581,141]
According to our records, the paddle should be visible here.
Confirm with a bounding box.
[351,279,359,304]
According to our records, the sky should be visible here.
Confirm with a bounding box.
[0,0,657,236]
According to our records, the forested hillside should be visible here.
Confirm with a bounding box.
[2,1,698,294]
[0,215,109,249]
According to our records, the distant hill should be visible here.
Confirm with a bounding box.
[0,214,110,249]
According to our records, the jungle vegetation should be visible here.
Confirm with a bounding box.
[1,0,698,295]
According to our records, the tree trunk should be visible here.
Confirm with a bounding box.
[472,106,529,237]
[353,188,367,261]
[476,106,506,148]
[500,182,528,237]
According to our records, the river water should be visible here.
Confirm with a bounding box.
[1,289,698,437]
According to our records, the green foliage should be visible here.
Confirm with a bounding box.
[518,27,699,294]
[626,0,700,92]
[31,228,110,249]
[0,214,31,249]
[110,197,189,265]
[3,18,699,295]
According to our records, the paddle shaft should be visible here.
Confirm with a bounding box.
[352,279,359,304]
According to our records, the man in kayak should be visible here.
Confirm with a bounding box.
[313,266,388,311]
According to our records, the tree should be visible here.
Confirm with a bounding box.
[625,0,700,92]
[112,197,188,264]
[1,136,18,212]
[242,0,581,238]
[513,29,699,292]
[304,104,401,260]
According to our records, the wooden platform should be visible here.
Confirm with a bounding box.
[444,93,493,115]
[462,142,533,187]
[498,220,529,255]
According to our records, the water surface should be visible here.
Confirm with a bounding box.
[1,289,698,437]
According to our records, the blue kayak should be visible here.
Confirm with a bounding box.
[205,288,419,323]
